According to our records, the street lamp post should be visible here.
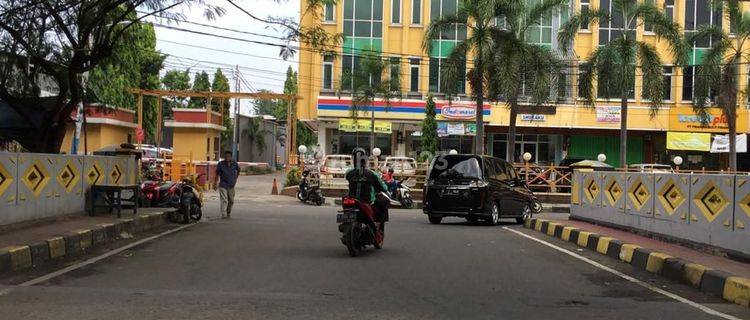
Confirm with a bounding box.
[673,156,683,173]
[449,149,458,155]
[298,145,307,171]
[523,152,532,185]
[372,147,381,169]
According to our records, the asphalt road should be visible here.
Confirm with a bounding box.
[0,175,748,320]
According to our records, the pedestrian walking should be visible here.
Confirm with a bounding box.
[214,151,240,218]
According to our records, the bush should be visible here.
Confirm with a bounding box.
[284,167,301,187]
[244,165,273,175]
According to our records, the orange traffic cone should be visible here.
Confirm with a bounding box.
[271,178,279,195]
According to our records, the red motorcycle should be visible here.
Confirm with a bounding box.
[139,174,203,224]
[336,193,389,256]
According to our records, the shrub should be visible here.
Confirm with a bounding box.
[284,167,301,187]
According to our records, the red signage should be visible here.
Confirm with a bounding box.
[135,127,145,143]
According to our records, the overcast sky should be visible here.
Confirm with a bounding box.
[150,0,301,116]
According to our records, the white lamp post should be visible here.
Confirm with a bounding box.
[673,156,683,173]
[449,149,458,155]
[372,147,381,168]
[522,152,532,184]
[297,145,307,169]
[597,153,607,163]
[523,152,532,162]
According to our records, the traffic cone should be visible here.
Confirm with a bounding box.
[271,178,279,195]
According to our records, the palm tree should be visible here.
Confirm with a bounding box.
[424,0,499,155]
[243,117,271,157]
[488,0,569,162]
[689,0,746,171]
[559,0,685,168]
[340,48,399,151]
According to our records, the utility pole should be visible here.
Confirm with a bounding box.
[232,65,241,161]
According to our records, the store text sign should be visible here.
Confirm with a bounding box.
[441,105,476,120]
[669,107,747,133]
[596,106,621,123]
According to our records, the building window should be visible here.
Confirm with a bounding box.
[428,0,466,94]
[662,66,673,101]
[685,0,721,49]
[665,0,674,22]
[324,3,335,22]
[411,0,421,24]
[390,57,400,91]
[322,55,334,90]
[682,66,694,101]
[580,0,590,30]
[526,0,553,45]
[343,0,384,38]
[409,58,420,92]
[598,0,635,45]
[391,0,401,24]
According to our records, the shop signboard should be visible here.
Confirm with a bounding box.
[520,114,546,122]
[437,122,475,136]
[441,105,476,120]
[464,123,476,135]
[338,119,392,133]
[666,132,711,151]
[596,106,621,123]
[710,133,747,153]
[437,122,448,137]
[669,107,748,133]
[447,123,464,135]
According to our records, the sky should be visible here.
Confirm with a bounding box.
[149,0,301,116]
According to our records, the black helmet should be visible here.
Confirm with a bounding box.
[351,147,368,169]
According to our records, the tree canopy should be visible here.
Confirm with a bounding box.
[189,71,211,108]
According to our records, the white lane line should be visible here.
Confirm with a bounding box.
[0,221,201,297]
[501,226,742,320]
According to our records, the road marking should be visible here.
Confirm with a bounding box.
[0,221,202,297]
[502,227,742,320]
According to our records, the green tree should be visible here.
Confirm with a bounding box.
[243,117,271,154]
[252,89,286,119]
[281,66,317,148]
[424,0,499,155]
[341,48,399,151]
[559,0,685,167]
[211,68,233,151]
[487,0,568,162]
[689,0,746,171]
[161,69,191,115]
[189,71,211,108]
[420,95,439,162]
[85,22,164,143]
[0,1,223,152]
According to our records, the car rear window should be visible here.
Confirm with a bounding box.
[326,157,351,168]
[429,156,482,180]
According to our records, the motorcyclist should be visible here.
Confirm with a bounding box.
[345,148,389,245]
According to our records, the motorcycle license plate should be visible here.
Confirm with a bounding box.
[336,211,357,223]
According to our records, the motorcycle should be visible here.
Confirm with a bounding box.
[139,174,202,224]
[297,170,325,206]
[336,192,390,257]
[392,180,414,209]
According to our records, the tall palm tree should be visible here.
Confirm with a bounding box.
[689,0,746,171]
[424,0,499,155]
[488,0,568,162]
[340,48,399,151]
[559,0,685,168]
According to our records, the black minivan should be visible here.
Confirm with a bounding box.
[422,154,534,225]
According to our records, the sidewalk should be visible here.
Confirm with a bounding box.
[0,208,172,275]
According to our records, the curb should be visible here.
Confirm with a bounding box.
[0,210,172,276]
[526,218,750,308]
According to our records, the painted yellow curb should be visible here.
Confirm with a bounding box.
[645,252,673,273]
[561,227,577,242]
[684,263,710,288]
[723,277,750,307]
[576,231,593,247]
[6,246,31,271]
[523,218,531,229]
[596,237,615,254]
[47,237,65,259]
[546,223,560,236]
[75,229,93,250]
[534,219,547,232]
[619,244,641,263]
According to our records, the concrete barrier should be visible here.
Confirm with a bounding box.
[571,171,750,257]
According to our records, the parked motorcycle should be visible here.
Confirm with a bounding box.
[139,174,202,224]
[336,192,390,257]
[297,170,325,206]
[392,180,414,209]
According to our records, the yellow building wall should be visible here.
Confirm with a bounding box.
[171,128,221,161]
[60,124,131,154]
[299,0,750,134]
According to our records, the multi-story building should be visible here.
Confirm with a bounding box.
[298,0,750,170]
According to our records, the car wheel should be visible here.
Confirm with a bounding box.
[428,214,442,224]
[516,203,531,224]
[488,201,500,226]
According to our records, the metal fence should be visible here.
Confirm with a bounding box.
[571,170,750,256]
[0,152,137,226]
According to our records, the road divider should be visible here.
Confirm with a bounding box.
[525,218,750,308]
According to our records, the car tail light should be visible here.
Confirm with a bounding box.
[342,197,357,207]
[468,180,489,188]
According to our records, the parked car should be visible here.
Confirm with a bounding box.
[380,156,417,175]
[422,154,535,225]
[320,155,352,175]
[628,163,674,173]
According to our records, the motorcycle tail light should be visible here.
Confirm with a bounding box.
[342,197,357,207]
[146,193,154,200]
